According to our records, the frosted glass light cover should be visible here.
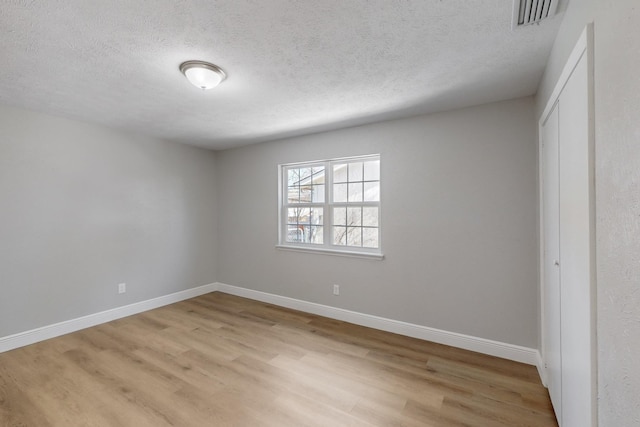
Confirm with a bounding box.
[185,67,222,89]
[180,61,226,90]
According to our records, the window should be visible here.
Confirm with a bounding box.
[278,154,382,258]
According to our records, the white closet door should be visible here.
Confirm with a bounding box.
[539,26,595,427]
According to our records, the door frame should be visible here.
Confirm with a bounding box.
[540,101,561,419]
[538,23,596,425]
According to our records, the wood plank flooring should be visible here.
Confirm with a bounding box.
[0,292,558,426]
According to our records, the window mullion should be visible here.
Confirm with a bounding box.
[324,160,332,248]
[281,170,287,244]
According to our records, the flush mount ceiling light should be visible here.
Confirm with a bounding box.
[179,60,226,90]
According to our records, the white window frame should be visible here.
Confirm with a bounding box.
[277,154,383,260]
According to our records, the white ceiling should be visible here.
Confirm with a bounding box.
[0,0,564,150]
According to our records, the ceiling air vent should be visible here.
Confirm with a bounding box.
[512,0,558,29]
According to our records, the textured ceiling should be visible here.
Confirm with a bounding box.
[0,0,564,150]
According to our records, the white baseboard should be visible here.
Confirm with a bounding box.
[215,282,540,366]
[1,281,542,369]
[0,283,217,354]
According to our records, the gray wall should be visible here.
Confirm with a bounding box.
[216,97,539,348]
[0,105,218,337]
[537,1,640,424]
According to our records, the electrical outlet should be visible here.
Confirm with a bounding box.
[118,283,126,294]
[333,284,340,296]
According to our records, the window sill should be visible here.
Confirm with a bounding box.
[275,245,385,260]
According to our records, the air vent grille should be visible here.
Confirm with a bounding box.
[512,0,558,28]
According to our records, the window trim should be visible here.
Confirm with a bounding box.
[275,244,385,260]
[277,154,383,259]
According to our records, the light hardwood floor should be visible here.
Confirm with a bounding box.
[0,292,558,426]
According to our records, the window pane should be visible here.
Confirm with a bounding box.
[333,164,348,183]
[308,226,323,244]
[363,227,379,248]
[287,168,300,186]
[362,207,378,227]
[348,183,363,202]
[299,167,312,181]
[288,166,325,205]
[347,207,362,226]
[309,208,323,225]
[346,227,362,247]
[311,167,325,184]
[333,183,347,202]
[348,162,363,182]
[287,207,302,223]
[312,184,325,203]
[363,182,380,202]
[287,226,304,243]
[333,226,347,245]
[333,207,346,226]
[363,160,380,181]
[288,186,300,203]
[300,185,312,202]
